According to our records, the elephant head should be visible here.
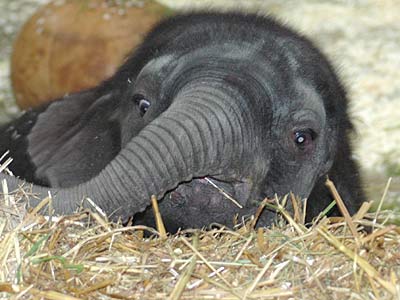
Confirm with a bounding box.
[0,12,364,231]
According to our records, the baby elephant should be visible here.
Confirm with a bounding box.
[0,12,364,231]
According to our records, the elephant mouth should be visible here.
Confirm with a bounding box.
[167,177,243,212]
[133,176,277,232]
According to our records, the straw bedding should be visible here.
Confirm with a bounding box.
[1,179,399,300]
[0,1,399,299]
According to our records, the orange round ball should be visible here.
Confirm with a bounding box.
[11,0,171,109]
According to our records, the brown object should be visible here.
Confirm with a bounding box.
[11,0,170,109]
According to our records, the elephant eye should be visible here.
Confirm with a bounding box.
[293,129,315,151]
[132,94,151,117]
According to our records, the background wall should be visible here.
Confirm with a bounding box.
[0,0,399,208]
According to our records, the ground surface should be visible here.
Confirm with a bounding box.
[0,0,399,207]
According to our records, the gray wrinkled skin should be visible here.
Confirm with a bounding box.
[0,12,364,231]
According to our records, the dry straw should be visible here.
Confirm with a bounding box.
[0,179,399,300]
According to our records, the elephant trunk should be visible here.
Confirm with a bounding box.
[1,81,256,222]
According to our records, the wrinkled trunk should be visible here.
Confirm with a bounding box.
[0,81,256,222]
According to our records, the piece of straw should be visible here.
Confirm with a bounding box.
[151,195,167,239]
[318,227,397,295]
[169,234,199,300]
[325,178,360,246]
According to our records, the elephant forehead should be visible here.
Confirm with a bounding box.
[135,54,177,81]
[164,41,265,75]
[293,79,326,119]
[272,78,326,126]
[200,41,264,60]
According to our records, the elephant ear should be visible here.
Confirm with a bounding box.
[26,90,122,187]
